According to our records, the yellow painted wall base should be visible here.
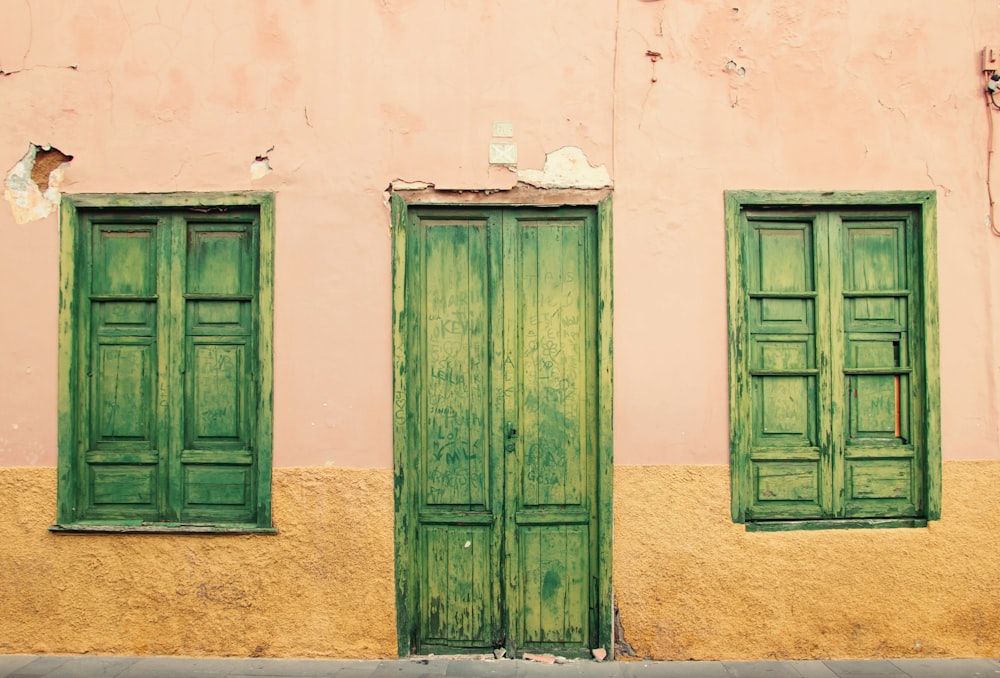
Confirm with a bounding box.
[613,461,1000,660]
[2,461,998,659]
[0,467,397,658]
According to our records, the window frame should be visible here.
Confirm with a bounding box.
[53,192,276,533]
[725,190,940,531]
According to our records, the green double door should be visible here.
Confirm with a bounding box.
[395,206,603,657]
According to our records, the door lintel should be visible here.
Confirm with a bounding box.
[391,183,611,208]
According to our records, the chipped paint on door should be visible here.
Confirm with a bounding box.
[393,203,608,657]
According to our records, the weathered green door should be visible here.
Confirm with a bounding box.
[394,205,607,657]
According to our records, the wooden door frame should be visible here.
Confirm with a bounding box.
[390,186,614,657]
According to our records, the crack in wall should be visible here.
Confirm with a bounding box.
[0,64,78,77]
[614,600,637,659]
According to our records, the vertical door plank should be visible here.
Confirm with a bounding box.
[411,212,500,653]
[509,210,597,656]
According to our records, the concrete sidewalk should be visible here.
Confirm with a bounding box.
[1,656,999,678]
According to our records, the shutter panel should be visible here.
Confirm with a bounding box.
[82,220,164,521]
[177,215,258,523]
[743,216,825,520]
[838,215,921,518]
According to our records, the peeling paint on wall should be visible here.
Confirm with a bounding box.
[517,146,611,189]
[388,179,434,192]
[383,179,435,208]
[250,146,274,180]
[3,144,73,224]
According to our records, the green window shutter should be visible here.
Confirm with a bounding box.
[56,194,274,532]
[837,214,922,518]
[81,218,165,522]
[726,192,939,528]
[177,214,259,523]
[741,214,826,520]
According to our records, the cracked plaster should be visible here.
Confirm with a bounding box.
[517,146,611,190]
[3,144,72,224]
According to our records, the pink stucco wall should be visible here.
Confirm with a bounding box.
[2,0,999,468]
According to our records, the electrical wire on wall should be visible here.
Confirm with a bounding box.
[985,70,1000,237]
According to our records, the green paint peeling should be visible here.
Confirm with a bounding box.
[392,191,613,658]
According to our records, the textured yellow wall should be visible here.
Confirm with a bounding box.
[613,461,1000,660]
[0,467,397,658]
[3,462,998,659]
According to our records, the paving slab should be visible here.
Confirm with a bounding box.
[117,657,254,677]
[5,656,73,677]
[300,659,382,678]
[321,667,381,678]
[0,658,36,676]
[227,658,359,676]
[787,661,841,678]
[621,660,730,677]
[723,660,807,677]
[322,662,378,678]
[822,661,907,677]
[37,656,137,678]
[375,659,450,676]
[443,658,515,677]
[514,662,617,678]
[889,658,1000,677]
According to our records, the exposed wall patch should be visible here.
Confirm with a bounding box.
[517,146,611,189]
[250,146,274,180]
[614,600,637,659]
[3,144,73,224]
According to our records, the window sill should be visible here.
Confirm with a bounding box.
[49,523,278,534]
[745,518,928,532]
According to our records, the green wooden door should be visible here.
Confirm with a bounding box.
[397,206,601,657]
[66,207,265,527]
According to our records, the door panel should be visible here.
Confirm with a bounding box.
[839,216,920,518]
[84,222,163,520]
[507,211,596,656]
[421,524,494,646]
[179,217,258,522]
[744,217,824,520]
[403,207,600,656]
[517,524,590,646]
[411,214,502,651]
[420,219,492,508]
[516,220,589,507]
